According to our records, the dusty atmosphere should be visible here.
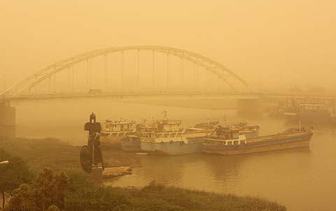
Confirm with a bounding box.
[1,0,336,91]
[1,0,336,211]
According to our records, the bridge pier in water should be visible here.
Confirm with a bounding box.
[0,100,16,138]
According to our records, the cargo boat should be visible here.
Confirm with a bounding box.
[138,119,205,155]
[100,119,136,147]
[272,97,336,124]
[120,122,152,152]
[121,120,210,153]
[193,121,259,139]
[121,120,259,153]
[202,126,313,155]
[121,135,141,152]
[230,122,260,139]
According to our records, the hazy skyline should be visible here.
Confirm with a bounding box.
[1,0,335,91]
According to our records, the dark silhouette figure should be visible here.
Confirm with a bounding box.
[81,113,104,173]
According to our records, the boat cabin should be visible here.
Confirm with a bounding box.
[210,126,247,145]
[156,120,182,132]
[103,120,136,132]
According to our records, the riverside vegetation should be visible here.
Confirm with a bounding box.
[0,138,286,211]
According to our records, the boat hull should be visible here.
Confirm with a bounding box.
[120,136,141,152]
[240,130,259,139]
[202,131,313,155]
[141,141,202,155]
[100,136,126,149]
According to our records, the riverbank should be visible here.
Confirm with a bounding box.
[66,181,286,211]
[0,137,286,210]
[0,137,140,172]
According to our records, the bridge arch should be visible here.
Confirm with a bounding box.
[2,45,248,98]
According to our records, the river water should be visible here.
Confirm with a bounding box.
[13,98,336,211]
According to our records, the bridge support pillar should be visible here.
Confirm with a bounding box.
[0,100,16,139]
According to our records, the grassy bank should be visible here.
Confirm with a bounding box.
[0,138,286,210]
[66,181,286,211]
[0,137,140,172]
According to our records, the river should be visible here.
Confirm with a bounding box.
[13,97,336,211]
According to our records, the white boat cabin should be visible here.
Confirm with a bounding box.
[103,120,136,133]
[210,126,247,145]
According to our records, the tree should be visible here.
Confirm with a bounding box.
[7,184,37,210]
[7,168,69,211]
[34,168,69,210]
[0,149,32,209]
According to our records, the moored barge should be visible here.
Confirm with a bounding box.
[202,126,313,155]
[193,121,260,139]
[139,119,204,155]
[100,119,136,147]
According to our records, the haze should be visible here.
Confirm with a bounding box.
[2,1,336,210]
[1,0,335,92]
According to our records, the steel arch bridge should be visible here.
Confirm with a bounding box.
[1,45,248,99]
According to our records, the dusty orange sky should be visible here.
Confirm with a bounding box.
[1,0,335,91]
